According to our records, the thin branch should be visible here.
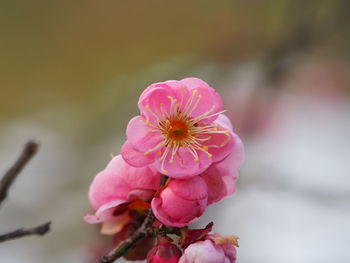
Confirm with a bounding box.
[0,140,51,243]
[100,209,155,263]
[100,175,169,263]
[0,221,51,243]
[0,140,39,207]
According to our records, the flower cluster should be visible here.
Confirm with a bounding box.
[85,78,244,263]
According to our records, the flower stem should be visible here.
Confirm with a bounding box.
[160,175,168,186]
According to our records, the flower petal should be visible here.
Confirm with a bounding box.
[84,199,126,224]
[202,121,234,163]
[126,115,163,152]
[179,240,227,263]
[88,169,130,210]
[138,81,188,123]
[88,155,161,212]
[200,165,226,205]
[151,193,206,228]
[168,177,208,201]
[127,188,156,201]
[180,77,224,121]
[222,171,239,197]
[121,140,156,167]
[106,155,161,191]
[151,177,208,227]
[215,134,245,173]
[215,113,233,131]
[100,211,130,235]
[154,147,213,178]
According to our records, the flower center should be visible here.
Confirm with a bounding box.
[168,120,189,141]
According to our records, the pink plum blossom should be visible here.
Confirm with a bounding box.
[122,77,237,178]
[147,239,182,263]
[201,133,244,205]
[179,234,237,263]
[84,155,161,228]
[151,176,208,227]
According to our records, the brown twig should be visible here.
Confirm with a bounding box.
[100,209,155,263]
[0,140,39,207]
[0,222,51,243]
[0,140,51,243]
[100,175,169,263]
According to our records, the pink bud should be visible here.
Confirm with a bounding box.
[151,177,208,227]
[179,234,237,263]
[147,241,182,263]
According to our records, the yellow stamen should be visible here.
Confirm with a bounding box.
[141,91,231,167]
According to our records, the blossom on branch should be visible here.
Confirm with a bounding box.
[84,77,244,263]
[122,78,238,178]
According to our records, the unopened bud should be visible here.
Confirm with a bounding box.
[147,240,182,263]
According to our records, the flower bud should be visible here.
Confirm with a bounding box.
[147,240,182,263]
[151,177,208,227]
[179,234,237,263]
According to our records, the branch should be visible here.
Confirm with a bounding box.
[0,140,39,207]
[0,140,51,243]
[100,209,155,263]
[0,221,51,243]
[100,175,169,263]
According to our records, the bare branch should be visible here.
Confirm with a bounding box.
[0,221,51,243]
[0,140,39,207]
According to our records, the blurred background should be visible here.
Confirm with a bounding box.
[1,0,350,262]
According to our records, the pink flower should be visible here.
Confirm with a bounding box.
[122,77,236,178]
[201,133,244,205]
[147,239,182,263]
[84,155,161,227]
[151,176,208,227]
[179,234,237,263]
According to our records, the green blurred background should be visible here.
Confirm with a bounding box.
[1,0,350,262]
